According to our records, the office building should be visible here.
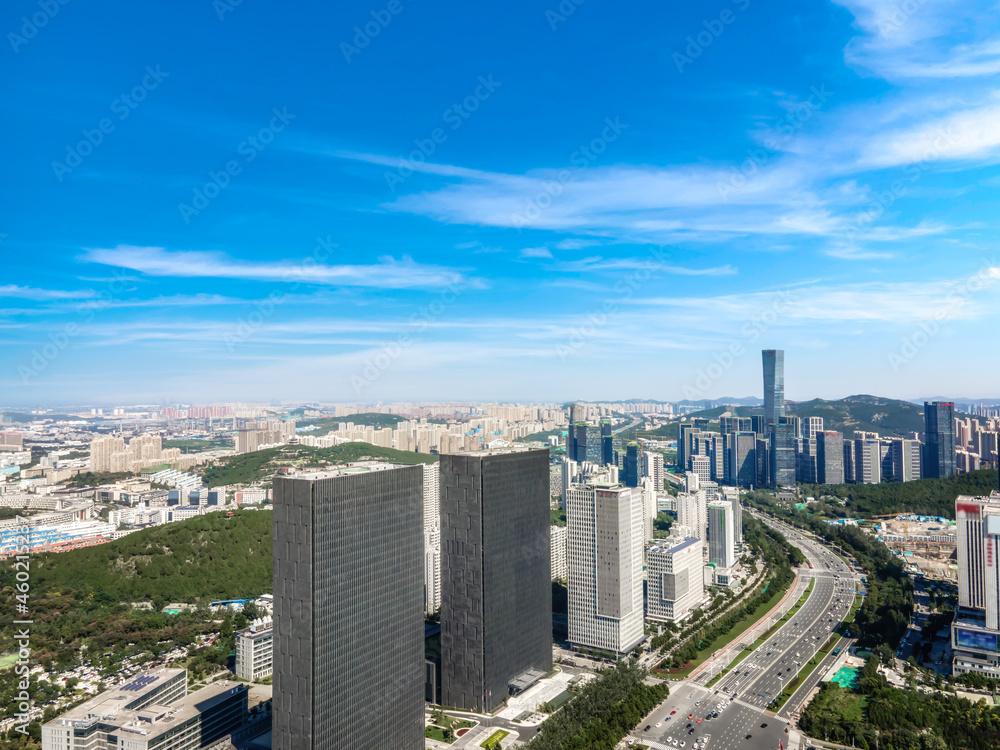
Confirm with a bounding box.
[816,431,845,484]
[707,501,736,569]
[804,416,824,440]
[273,464,425,750]
[646,527,705,623]
[925,402,957,478]
[689,455,711,485]
[755,437,770,487]
[769,422,796,488]
[720,416,752,435]
[41,669,247,750]
[642,451,664,491]
[623,443,641,487]
[235,616,273,682]
[440,448,551,712]
[568,423,603,464]
[422,463,442,614]
[722,486,742,549]
[780,414,801,439]
[676,488,707,544]
[751,415,766,436]
[853,439,881,484]
[566,483,645,655]
[952,493,1000,677]
[727,431,756,488]
[796,438,818,483]
[601,420,614,466]
[762,349,785,428]
[551,524,568,580]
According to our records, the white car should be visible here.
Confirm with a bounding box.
[681,743,686,748]
[656,722,663,728]
[673,740,679,747]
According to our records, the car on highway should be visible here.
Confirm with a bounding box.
[696,718,701,723]
[761,723,768,728]
[644,725,650,731]
[656,722,662,728]
[671,711,677,715]
[746,734,753,739]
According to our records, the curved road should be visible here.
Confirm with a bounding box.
[632,515,861,750]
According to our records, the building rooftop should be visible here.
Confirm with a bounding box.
[48,674,245,742]
[47,668,186,726]
[280,462,413,480]
[648,536,700,554]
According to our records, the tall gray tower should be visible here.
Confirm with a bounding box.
[762,349,785,428]
[272,464,425,750]
[439,448,552,712]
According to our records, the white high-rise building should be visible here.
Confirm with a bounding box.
[235,616,273,681]
[642,451,664,490]
[641,477,656,542]
[707,501,736,569]
[566,482,645,655]
[422,463,441,613]
[952,492,1000,677]
[551,525,568,580]
[646,526,704,623]
[676,489,707,544]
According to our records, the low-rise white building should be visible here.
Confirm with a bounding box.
[646,527,705,623]
[235,616,273,682]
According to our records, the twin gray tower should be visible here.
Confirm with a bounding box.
[272,448,552,750]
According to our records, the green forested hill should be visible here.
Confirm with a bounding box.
[17,509,273,605]
[199,441,437,487]
[788,395,924,438]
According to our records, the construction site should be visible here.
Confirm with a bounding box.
[870,514,958,581]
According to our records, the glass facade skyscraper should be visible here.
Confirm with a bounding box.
[440,449,552,712]
[769,422,796,487]
[762,349,785,428]
[272,465,425,750]
[924,401,957,478]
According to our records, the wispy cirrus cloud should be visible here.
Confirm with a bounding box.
[0,285,98,301]
[79,245,474,290]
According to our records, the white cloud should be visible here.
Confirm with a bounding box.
[79,245,470,290]
[519,247,553,258]
[0,285,97,301]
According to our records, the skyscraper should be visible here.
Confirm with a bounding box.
[569,423,603,464]
[566,482,645,655]
[762,349,785,428]
[804,416,824,440]
[769,422,796,488]
[440,449,551,712]
[273,464,425,750]
[707,501,736,569]
[623,443,641,487]
[816,431,845,484]
[924,401,957,478]
[727,431,756,488]
[952,493,1000,678]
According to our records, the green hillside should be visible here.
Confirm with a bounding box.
[787,395,924,438]
[297,412,406,436]
[799,468,999,519]
[0,510,272,671]
[200,441,436,487]
[655,396,924,439]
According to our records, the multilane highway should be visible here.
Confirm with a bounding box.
[631,515,862,750]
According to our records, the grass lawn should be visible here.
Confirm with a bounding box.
[481,730,509,749]
[0,653,18,670]
[668,572,797,679]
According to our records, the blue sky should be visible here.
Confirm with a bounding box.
[3,0,1000,407]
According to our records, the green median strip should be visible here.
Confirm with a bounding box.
[771,634,840,711]
[707,578,815,688]
[481,729,509,749]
